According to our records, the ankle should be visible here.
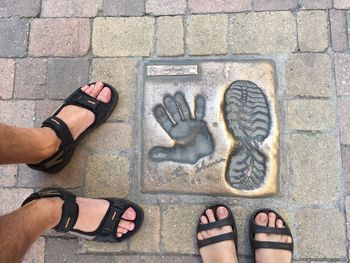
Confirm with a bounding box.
[30,127,61,162]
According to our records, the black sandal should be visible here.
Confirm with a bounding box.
[27,82,118,173]
[196,204,238,252]
[21,188,144,243]
[249,209,293,262]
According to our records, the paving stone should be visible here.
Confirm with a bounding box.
[130,205,160,252]
[14,58,47,99]
[330,10,348,52]
[156,16,184,56]
[42,0,102,17]
[286,54,333,97]
[0,165,17,187]
[29,19,90,57]
[0,100,35,127]
[91,58,137,121]
[0,19,29,57]
[85,123,132,153]
[162,205,202,254]
[348,11,350,48]
[188,0,251,13]
[161,256,200,263]
[231,12,296,54]
[347,196,350,240]
[334,0,350,9]
[17,145,86,188]
[79,239,127,253]
[35,100,63,127]
[342,147,350,195]
[296,208,346,258]
[47,58,90,99]
[104,0,145,16]
[85,154,129,198]
[0,59,15,99]
[287,100,336,131]
[335,53,350,96]
[290,133,341,205]
[0,188,33,215]
[339,98,350,145]
[23,237,45,263]
[299,0,332,9]
[254,0,298,10]
[45,238,78,263]
[78,255,161,263]
[297,11,328,52]
[0,0,40,17]
[146,0,186,15]
[187,15,228,55]
[92,17,154,57]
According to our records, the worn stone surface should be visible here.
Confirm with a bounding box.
[287,100,336,131]
[231,12,296,54]
[342,147,350,195]
[93,17,154,57]
[23,238,45,263]
[0,0,40,17]
[130,205,160,253]
[290,133,341,205]
[146,0,186,15]
[334,0,350,9]
[80,240,127,253]
[299,0,332,8]
[339,98,350,145]
[29,19,90,57]
[41,0,102,17]
[187,15,228,55]
[45,238,78,263]
[0,165,17,186]
[254,0,298,10]
[0,188,33,215]
[0,19,29,57]
[0,59,15,99]
[85,154,129,198]
[91,58,137,121]
[286,54,333,97]
[335,53,350,96]
[297,11,328,52]
[47,58,90,99]
[14,58,47,99]
[0,100,35,127]
[296,208,346,258]
[330,10,348,52]
[188,0,251,13]
[104,0,144,16]
[156,16,184,56]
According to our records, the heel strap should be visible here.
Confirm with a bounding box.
[42,116,73,148]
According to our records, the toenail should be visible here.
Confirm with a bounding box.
[217,207,225,215]
[126,209,135,218]
[101,88,109,96]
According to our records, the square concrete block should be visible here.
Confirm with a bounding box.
[146,0,186,15]
[231,12,296,54]
[287,100,336,131]
[297,11,328,52]
[0,165,17,187]
[187,15,228,55]
[0,100,35,127]
[14,58,47,99]
[0,0,40,17]
[156,16,184,56]
[23,237,45,263]
[286,54,333,97]
[0,188,33,216]
[188,0,251,13]
[104,0,145,16]
[42,0,102,17]
[339,98,350,145]
[92,17,154,57]
[290,133,341,205]
[0,19,29,57]
[91,58,137,121]
[85,154,129,198]
[335,53,350,96]
[296,208,346,258]
[0,59,15,99]
[130,205,160,253]
[330,10,348,52]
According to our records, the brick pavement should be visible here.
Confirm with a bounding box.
[0,0,349,262]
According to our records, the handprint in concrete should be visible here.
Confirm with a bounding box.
[149,92,214,164]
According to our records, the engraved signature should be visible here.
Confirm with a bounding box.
[195,158,226,174]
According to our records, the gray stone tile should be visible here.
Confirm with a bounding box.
[335,53,350,96]
[0,0,40,17]
[339,98,350,145]
[0,188,33,216]
[41,0,102,17]
[146,0,186,15]
[299,0,332,8]
[156,16,184,56]
[0,100,35,127]
[45,238,78,263]
[23,237,45,263]
[0,19,29,57]
[188,0,251,13]
[79,239,127,253]
[104,0,145,16]
[330,10,348,52]
[47,58,90,99]
[334,0,350,9]
[342,146,350,195]
[0,165,17,186]
[254,0,298,11]
[0,58,15,99]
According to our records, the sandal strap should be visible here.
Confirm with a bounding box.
[65,88,102,114]
[99,202,125,236]
[251,224,291,236]
[252,240,293,252]
[54,194,79,232]
[42,116,73,148]
[198,232,236,249]
[197,217,233,232]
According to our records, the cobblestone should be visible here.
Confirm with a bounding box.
[0,0,40,17]
[297,11,328,52]
[188,0,251,13]
[231,12,296,54]
[0,59,14,99]
[0,188,33,215]
[187,15,228,55]
[92,17,154,57]
[334,0,350,9]
[339,98,350,145]
[253,0,298,11]
[0,19,29,57]
[286,54,333,97]
[0,165,17,186]
[0,100,35,127]
[299,0,332,9]
[41,0,102,17]
[29,18,90,57]
[103,0,145,16]
[14,58,47,99]
[156,16,184,56]
[342,147,350,195]
[146,0,186,15]
[330,10,348,52]
[335,53,350,96]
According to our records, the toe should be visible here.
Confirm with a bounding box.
[200,215,209,224]
[90,82,104,98]
[206,209,216,223]
[81,85,89,92]
[122,207,136,221]
[118,219,135,231]
[276,219,284,228]
[197,232,204,241]
[255,212,268,226]
[97,87,111,103]
[216,206,228,220]
[268,212,276,228]
[85,84,94,95]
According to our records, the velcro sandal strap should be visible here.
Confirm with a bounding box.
[197,217,233,232]
[99,203,125,236]
[198,232,235,249]
[54,195,79,233]
[42,116,73,148]
[252,225,291,236]
[252,240,293,252]
[66,89,101,113]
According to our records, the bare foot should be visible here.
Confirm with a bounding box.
[254,212,292,263]
[197,206,239,263]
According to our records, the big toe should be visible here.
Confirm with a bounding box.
[255,212,268,241]
[216,206,228,220]
[97,86,111,103]
[122,207,136,221]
